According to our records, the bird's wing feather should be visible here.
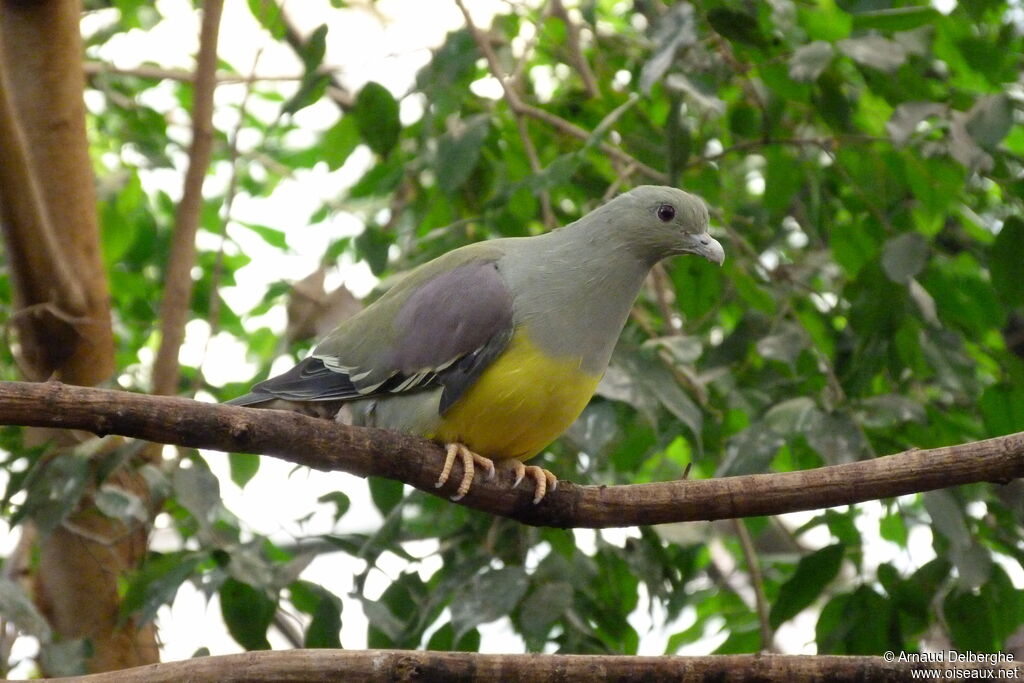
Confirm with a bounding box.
[233,249,515,412]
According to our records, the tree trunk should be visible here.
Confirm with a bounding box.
[0,0,158,672]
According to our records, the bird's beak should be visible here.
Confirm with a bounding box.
[680,232,725,266]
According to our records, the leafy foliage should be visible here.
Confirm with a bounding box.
[1,0,1023,668]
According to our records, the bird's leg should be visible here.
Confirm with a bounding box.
[508,460,558,504]
[436,442,495,501]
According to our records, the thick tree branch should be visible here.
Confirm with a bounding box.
[0,1,156,673]
[0,0,113,385]
[1,381,1021,529]
[46,649,1024,682]
[151,0,225,397]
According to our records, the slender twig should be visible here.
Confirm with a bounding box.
[151,0,225,397]
[83,61,332,85]
[454,0,667,184]
[508,3,544,85]
[731,518,775,652]
[692,135,887,168]
[190,48,264,396]
[271,612,304,649]
[514,109,556,228]
[550,0,599,98]
[519,100,667,182]
[455,0,555,226]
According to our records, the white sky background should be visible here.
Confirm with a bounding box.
[2,0,1017,676]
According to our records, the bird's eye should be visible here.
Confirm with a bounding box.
[657,204,676,222]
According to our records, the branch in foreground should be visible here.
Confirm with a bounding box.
[1,381,1021,529]
[49,649,1024,683]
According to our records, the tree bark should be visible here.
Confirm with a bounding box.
[0,0,156,672]
[44,649,1024,683]
[150,0,224,397]
[0,381,1021,528]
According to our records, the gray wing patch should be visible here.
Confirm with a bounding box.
[234,260,515,413]
[388,262,513,374]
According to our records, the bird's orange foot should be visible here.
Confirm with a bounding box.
[508,460,558,504]
[436,442,496,501]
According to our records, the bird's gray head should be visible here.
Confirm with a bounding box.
[598,185,725,266]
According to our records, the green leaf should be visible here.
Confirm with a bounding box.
[426,622,481,652]
[798,0,851,41]
[39,639,89,678]
[855,395,925,429]
[15,453,91,535]
[717,422,784,476]
[990,216,1024,306]
[806,412,865,464]
[789,41,834,82]
[95,484,148,524]
[305,588,342,648]
[605,346,703,452]
[450,566,529,639]
[321,115,362,170]
[435,114,489,194]
[0,577,52,642]
[354,82,401,156]
[121,552,202,627]
[100,172,143,266]
[354,224,394,275]
[944,565,1021,652]
[879,513,908,546]
[850,6,941,31]
[518,580,574,642]
[770,544,845,628]
[237,222,288,250]
[980,384,1024,437]
[887,102,947,145]
[965,94,1014,148]
[297,24,328,71]
[756,324,805,365]
[881,232,929,284]
[282,74,330,117]
[318,491,351,523]
[246,0,286,39]
[640,3,698,92]
[173,464,221,529]
[368,477,404,516]
[817,585,898,654]
[763,397,819,436]
[923,489,970,549]
[220,577,276,651]
[706,8,767,49]
[564,402,620,460]
[229,453,260,488]
[837,36,907,72]
[814,72,852,131]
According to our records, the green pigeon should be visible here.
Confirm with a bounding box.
[229,186,724,502]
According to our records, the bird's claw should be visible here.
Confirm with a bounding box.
[436,443,495,501]
[508,461,557,504]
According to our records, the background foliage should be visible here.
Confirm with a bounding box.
[2,0,1024,673]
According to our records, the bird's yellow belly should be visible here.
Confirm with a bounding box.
[432,328,600,461]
